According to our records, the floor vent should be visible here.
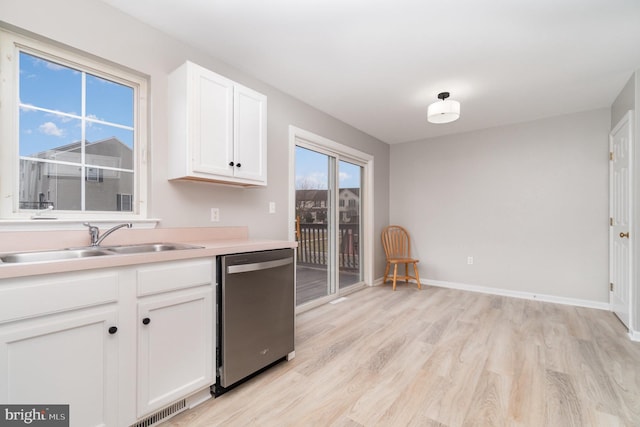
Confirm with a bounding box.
[130,399,187,427]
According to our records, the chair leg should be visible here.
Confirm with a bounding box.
[404,263,409,282]
[392,263,398,291]
[383,262,390,284]
[413,262,421,290]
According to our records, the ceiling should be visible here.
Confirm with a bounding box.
[102,0,640,144]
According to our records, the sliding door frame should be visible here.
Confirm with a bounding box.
[288,126,374,313]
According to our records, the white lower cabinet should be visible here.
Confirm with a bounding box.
[0,258,215,427]
[135,258,215,418]
[137,286,214,417]
[0,306,119,427]
[0,271,121,427]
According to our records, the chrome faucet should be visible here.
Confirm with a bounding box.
[83,222,132,247]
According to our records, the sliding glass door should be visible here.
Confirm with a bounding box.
[294,144,364,307]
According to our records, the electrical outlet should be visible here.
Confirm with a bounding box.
[467,256,473,265]
[210,208,220,222]
[269,202,276,214]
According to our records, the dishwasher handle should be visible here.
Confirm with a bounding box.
[227,257,293,274]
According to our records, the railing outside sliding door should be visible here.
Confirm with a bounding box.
[296,223,359,271]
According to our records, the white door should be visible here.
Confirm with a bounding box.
[610,111,633,328]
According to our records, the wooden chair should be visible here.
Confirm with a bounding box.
[381,225,421,291]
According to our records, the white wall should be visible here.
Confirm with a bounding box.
[1,0,391,278]
[390,109,610,304]
[611,74,635,126]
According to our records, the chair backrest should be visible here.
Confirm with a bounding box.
[381,225,412,259]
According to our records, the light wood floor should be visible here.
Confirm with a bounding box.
[163,284,640,427]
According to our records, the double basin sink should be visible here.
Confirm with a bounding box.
[0,243,204,264]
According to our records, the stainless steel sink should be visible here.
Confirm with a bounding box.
[104,242,203,254]
[0,248,113,263]
[0,242,203,264]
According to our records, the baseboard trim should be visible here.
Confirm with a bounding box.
[372,276,610,311]
[371,277,385,286]
[629,329,640,342]
[424,279,611,311]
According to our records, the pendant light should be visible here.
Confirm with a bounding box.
[427,92,460,124]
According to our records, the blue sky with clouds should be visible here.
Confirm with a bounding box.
[295,146,361,190]
[18,51,134,157]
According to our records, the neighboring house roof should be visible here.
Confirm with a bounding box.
[29,137,134,169]
[30,137,132,157]
[296,188,360,202]
[340,188,360,198]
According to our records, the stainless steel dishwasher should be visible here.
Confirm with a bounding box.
[214,248,295,395]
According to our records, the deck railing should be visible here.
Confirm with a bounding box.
[296,223,359,271]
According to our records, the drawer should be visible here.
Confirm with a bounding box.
[136,258,214,297]
[0,271,119,324]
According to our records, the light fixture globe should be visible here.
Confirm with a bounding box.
[427,92,460,124]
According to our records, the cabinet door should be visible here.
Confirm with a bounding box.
[234,84,267,183]
[0,307,119,427]
[137,286,214,417]
[191,65,235,177]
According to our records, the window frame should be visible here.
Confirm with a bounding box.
[0,27,148,222]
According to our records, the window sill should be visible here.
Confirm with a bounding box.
[0,218,160,231]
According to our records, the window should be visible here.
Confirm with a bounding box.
[117,194,133,212]
[86,167,104,183]
[0,28,148,219]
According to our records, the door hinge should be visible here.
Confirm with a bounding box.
[610,217,614,226]
[610,152,614,161]
[610,282,614,292]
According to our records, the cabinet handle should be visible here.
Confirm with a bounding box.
[142,317,151,325]
[228,161,234,167]
[108,326,118,334]
[236,163,241,168]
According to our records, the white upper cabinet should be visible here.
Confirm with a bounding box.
[233,84,267,182]
[191,69,234,177]
[168,61,267,186]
